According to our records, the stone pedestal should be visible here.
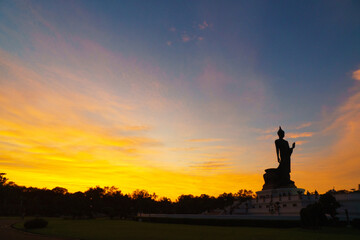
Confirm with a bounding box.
[256,188,305,199]
[262,168,296,190]
[232,187,307,216]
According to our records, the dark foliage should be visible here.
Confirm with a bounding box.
[319,192,341,220]
[300,192,341,228]
[24,218,48,229]
[351,218,360,229]
[0,173,254,218]
[300,203,327,228]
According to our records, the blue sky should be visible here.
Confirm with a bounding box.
[0,0,360,197]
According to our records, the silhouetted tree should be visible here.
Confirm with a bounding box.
[0,173,8,185]
[157,197,173,213]
[235,189,254,202]
[300,202,327,228]
[85,186,105,216]
[216,193,235,210]
[319,192,341,221]
[132,189,157,214]
[0,173,259,218]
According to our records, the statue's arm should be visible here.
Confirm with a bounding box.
[275,141,280,162]
[289,142,295,155]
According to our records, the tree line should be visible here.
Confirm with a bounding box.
[0,173,254,218]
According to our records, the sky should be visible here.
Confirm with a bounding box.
[0,0,360,199]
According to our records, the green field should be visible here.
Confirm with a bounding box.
[13,218,360,240]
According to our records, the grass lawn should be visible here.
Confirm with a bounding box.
[13,218,360,240]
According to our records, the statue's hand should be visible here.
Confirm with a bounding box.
[292,142,296,149]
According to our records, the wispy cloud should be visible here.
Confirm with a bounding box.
[252,127,277,135]
[181,33,191,42]
[256,134,274,141]
[169,21,211,44]
[295,122,312,129]
[191,162,230,171]
[122,125,151,132]
[352,68,360,81]
[186,138,224,143]
[294,140,308,145]
[287,132,314,139]
[190,158,232,171]
[257,131,313,140]
[198,21,209,30]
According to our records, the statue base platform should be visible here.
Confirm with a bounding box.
[262,168,296,190]
[256,187,305,198]
[231,187,306,216]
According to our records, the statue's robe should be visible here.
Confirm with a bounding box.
[275,138,292,174]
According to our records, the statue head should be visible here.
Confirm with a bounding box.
[277,126,285,139]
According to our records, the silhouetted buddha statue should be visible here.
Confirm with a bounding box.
[275,126,295,184]
[262,126,297,190]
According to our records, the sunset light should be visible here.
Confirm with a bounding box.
[0,1,359,200]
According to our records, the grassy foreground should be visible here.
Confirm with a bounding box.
[13,218,360,240]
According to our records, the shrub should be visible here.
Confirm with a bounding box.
[319,192,340,220]
[24,218,48,229]
[352,218,360,229]
[300,203,327,228]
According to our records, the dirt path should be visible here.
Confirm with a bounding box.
[0,219,72,240]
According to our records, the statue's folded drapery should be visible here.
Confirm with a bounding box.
[275,138,293,174]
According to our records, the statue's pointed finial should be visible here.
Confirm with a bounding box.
[277,126,285,137]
